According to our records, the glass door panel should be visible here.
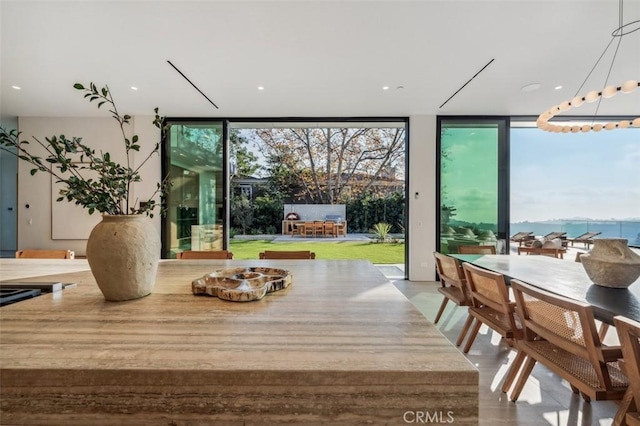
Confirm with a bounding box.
[438,119,508,254]
[163,122,225,258]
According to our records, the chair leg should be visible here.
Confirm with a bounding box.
[510,356,536,402]
[456,315,474,346]
[434,298,449,324]
[613,387,635,426]
[598,323,609,341]
[463,318,482,354]
[501,350,526,393]
[570,384,579,394]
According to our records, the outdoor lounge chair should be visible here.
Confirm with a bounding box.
[510,232,534,246]
[567,231,601,249]
[539,231,568,248]
[542,231,566,240]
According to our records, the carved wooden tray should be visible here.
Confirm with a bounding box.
[192,267,292,302]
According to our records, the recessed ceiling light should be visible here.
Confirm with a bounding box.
[396,86,404,90]
[131,86,138,91]
[382,86,390,90]
[554,85,563,90]
[257,86,265,91]
[11,85,21,90]
[521,83,541,92]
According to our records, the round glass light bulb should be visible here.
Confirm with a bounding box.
[632,117,640,127]
[585,90,600,103]
[618,120,630,128]
[602,85,617,98]
[593,124,603,132]
[621,80,639,94]
[562,126,571,133]
[559,101,571,111]
[581,124,591,132]
[571,126,580,133]
[571,96,584,107]
[604,122,616,130]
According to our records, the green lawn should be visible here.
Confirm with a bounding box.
[229,239,405,263]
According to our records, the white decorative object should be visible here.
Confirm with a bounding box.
[580,238,640,288]
[86,215,160,301]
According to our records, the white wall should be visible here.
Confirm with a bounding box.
[17,116,161,256]
[407,115,437,282]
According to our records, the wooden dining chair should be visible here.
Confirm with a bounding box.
[506,280,628,403]
[298,222,315,238]
[460,263,523,354]
[259,250,316,259]
[457,245,497,254]
[433,252,474,346]
[177,250,233,259]
[311,221,324,237]
[15,249,75,259]
[613,315,640,426]
[323,221,337,238]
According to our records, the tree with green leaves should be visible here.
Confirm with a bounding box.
[253,127,405,204]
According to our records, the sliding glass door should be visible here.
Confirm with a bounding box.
[162,121,226,258]
[437,118,509,254]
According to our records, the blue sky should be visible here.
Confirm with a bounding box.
[510,127,640,222]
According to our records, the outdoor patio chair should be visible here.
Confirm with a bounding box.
[433,252,474,346]
[15,249,75,259]
[298,222,315,238]
[177,250,233,259]
[567,231,601,249]
[506,280,628,403]
[541,231,567,241]
[510,232,534,246]
[613,315,640,426]
[323,221,337,238]
[259,250,316,259]
[313,221,325,237]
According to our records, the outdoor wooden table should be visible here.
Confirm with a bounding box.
[0,259,478,424]
[451,254,640,324]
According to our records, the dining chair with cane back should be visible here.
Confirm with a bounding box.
[259,250,316,260]
[506,280,628,403]
[177,250,234,259]
[460,262,523,354]
[433,252,474,346]
[457,245,497,255]
[612,315,640,426]
[16,249,75,259]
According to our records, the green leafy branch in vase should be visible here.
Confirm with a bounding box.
[0,82,171,217]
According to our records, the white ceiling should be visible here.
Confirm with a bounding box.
[1,0,639,119]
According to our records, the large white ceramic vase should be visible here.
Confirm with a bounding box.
[86,215,160,301]
[580,238,640,288]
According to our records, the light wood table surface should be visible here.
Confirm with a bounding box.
[0,259,478,424]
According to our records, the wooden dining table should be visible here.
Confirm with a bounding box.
[451,254,640,325]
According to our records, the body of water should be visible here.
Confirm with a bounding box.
[510,220,640,246]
